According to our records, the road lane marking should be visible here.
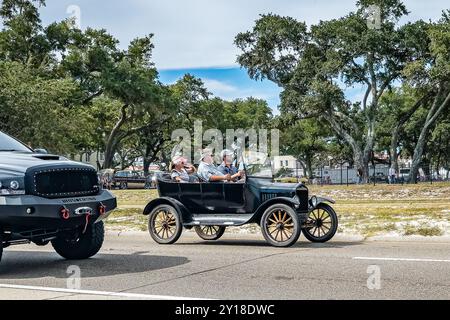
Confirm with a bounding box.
[353,257,450,263]
[0,284,211,300]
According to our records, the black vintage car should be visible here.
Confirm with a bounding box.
[0,131,117,264]
[143,156,338,247]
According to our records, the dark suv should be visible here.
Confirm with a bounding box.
[0,131,117,265]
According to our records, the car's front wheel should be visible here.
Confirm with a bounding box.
[302,203,338,243]
[260,204,301,247]
[148,205,183,244]
[195,226,226,240]
[51,221,104,260]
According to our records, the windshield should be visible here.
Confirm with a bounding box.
[0,131,32,152]
[243,152,273,178]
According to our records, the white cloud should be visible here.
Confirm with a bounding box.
[202,79,237,94]
[41,0,450,70]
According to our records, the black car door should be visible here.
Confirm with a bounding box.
[179,183,202,212]
[199,183,225,213]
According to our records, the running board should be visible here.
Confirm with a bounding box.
[184,214,254,227]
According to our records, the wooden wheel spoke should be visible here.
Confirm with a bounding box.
[275,230,281,241]
[284,223,294,227]
[269,227,278,235]
[282,230,290,240]
[269,218,278,224]
[313,227,319,236]
[155,226,164,235]
[318,210,325,220]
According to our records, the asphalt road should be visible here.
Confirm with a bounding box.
[0,231,449,300]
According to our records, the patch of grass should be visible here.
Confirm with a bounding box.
[360,223,398,237]
[111,189,158,206]
[105,207,147,231]
[402,224,444,237]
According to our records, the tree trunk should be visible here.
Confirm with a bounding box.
[390,92,430,174]
[325,114,369,183]
[390,128,400,173]
[305,159,313,180]
[409,89,450,183]
[103,104,129,169]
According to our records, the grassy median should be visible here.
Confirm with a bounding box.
[106,182,450,238]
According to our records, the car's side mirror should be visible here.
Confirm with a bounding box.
[34,148,48,154]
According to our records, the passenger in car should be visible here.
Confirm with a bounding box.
[171,155,197,183]
[197,148,231,182]
[217,149,243,181]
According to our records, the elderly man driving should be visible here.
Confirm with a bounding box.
[217,149,243,181]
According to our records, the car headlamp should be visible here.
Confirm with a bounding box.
[310,196,318,207]
[10,180,20,190]
[0,177,25,195]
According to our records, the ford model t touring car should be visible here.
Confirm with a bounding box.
[0,131,117,264]
[144,152,338,247]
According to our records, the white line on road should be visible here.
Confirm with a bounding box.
[0,284,211,300]
[353,257,450,263]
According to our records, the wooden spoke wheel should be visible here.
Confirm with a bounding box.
[302,203,338,243]
[148,205,182,244]
[195,225,226,241]
[260,204,301,247]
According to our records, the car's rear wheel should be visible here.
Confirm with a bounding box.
[195,226,226,241]
[148,205,182,244]
[51,221,104,260]
[260,204,301,247]
[302,203,338,243]
[120,181,128,189]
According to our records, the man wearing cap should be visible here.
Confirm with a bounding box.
[171,155,196,183]
[197,148,231,182]
[217,149,243,181]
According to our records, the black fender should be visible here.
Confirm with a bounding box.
[317,196,335,204]
[143,197,192,224]
[309,196,336,211]
[252,197,303,224]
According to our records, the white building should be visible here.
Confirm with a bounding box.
[69,152,105,169]
[273,156,304,176]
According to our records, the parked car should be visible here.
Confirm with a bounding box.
[0,131,117,265]
[369,172,389,183]
[398,168,411,182]
[112,170,159,189]
[143,154,338,247]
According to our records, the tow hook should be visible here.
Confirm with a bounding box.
[74,207,94,234]
[60,206,70,220]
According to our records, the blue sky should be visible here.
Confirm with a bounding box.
[33,0,449,111]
